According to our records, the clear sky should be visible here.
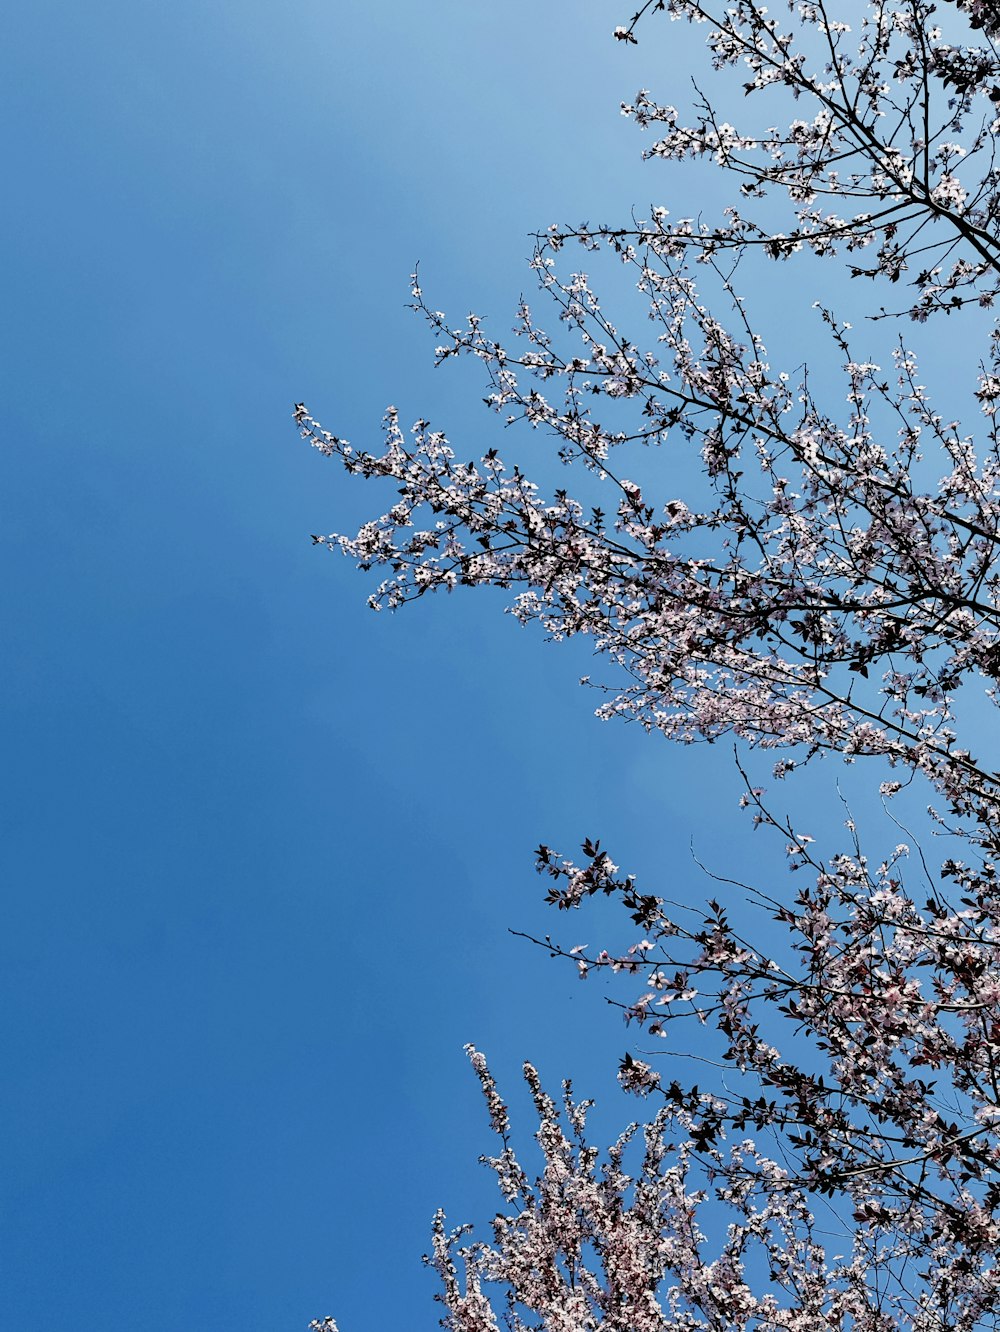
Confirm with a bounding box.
[2,3,970,1329]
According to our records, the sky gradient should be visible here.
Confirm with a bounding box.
[2,4,963,1329]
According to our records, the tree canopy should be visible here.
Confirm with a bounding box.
[302,5,1000,1329]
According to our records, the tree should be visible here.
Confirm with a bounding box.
[299,3,1000,1328]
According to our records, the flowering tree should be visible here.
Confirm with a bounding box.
[300,3,1000,1329]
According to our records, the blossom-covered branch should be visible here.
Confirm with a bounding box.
[296,290,1000,817]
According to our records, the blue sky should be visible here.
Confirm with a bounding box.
[2,3,972,1329]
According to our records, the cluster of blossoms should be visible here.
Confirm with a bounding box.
[302,2,1000,1329]
[420,802,1000,1330]
[426,1036,1000,1331]
[429,1049,853,1332]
